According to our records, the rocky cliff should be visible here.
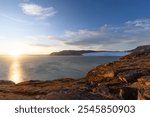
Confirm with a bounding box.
[0,45,150,100]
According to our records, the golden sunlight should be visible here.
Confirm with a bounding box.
[4,43,28,57]
[9,59,23,83]
[9,50,22,57]
[8,49,23,57]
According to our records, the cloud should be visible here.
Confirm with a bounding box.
[21,0,30,2]
[20,3,57,18]
[45,19,150,50]
[126,19,150,29]
[63,27,131,46]
[30,44,51,47]
[47,35,63,41]
[125,19,150,33]
[0,13,33,24]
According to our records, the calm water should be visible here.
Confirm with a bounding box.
[0,56,119,83]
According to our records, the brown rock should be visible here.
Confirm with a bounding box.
[0,80,15,85]
[0,45,149,100]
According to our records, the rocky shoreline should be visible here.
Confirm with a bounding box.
[0,45,150,100]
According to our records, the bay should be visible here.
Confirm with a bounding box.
[0,56,119,83]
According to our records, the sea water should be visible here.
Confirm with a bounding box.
[0,56,119,83]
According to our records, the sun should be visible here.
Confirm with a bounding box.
[9,50,22,57]
[5,43,28,57]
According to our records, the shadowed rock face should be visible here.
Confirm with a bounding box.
[0,45,150,100]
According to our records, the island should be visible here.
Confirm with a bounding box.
[0,45,150,100]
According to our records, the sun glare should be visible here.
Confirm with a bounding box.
[9,50,22,57]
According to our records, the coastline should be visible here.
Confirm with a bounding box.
[0,46,150,100]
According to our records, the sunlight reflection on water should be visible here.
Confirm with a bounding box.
[9,58,23,83]
[1,56,120,83]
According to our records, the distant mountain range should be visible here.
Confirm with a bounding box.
[50,50,128,56]
[50,50,98,56]
[50,45,150,56]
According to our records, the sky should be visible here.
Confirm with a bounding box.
[0,0,150,55]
